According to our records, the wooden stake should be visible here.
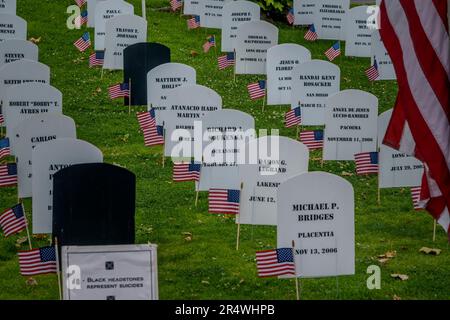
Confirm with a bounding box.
[54,237,63,300]
[142,0,146,21]
[236,182,244,251]
[292,240,300,300]
[262,92,266,112]
[128,78,132,115]
[433,219,437,242]
[233,49,236,82]
[195,189,199,207]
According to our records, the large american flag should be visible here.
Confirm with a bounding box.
[0,163,17,187]
[365,59,380,81]
[203,35,216,53]
[285,107,301,128]
[0,203,27,237]
[247,80,266,100]
[137,110,156,129]
[208,188,240,214]
[354,152,379,175]
[170,0,183,11]
[18,246,57,276]
[89,51,104,67]
[108,82,129,99]
[286,8,295,25]
[218,52,235,70]
[0,138,10,159]
[256,248,296,278]
[187,16,200,29]
[380,0,450,238]
[73,31,91,52]
[299,130,323,150]
[143,125,164,146]
[173,162,201,182]
[304,24,318,41]
[325,42,341,61]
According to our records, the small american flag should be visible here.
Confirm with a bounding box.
[187,16,200,29]
[208,188,240,214]
[304,24,318,41]
[218,52,235,70]
[89,50,104,67]
[143,125,164,146]
[0,114,4,124]
[18,246,57,276]
[0,163,17,187]
[203,35,216,53]
[75,0,86,7]
[108,82,129,99]
[0,203,27,237]
[285,107,301,128]
[365,59,380,81]
[247,80,266,100]
[137,110,156,129]
[354,152,379,175]
[256,248,296,278]
[325,42,341,61]
[299,130,323,150]
[286,8,295,25]
[73,31,91,52]
[173,162,201,182]
[411,186,424,210]
[75,10,88,27]
[170,0,183,11]
[0,138,11,159]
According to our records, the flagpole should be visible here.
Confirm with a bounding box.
[292,240,300,300]
[162,126,166,168]
[236,182,243,251]
[142,0,146,21]
[54,237,63,300]
[433,219,437,242]
[128,78,132,115]
[21,202,33,250]
[233,49,236,82]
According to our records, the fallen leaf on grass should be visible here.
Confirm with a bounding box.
[26,277,38,286]
[391,274,409,281]
[16,236,28,247]
[29,37,41,44]
[377,250,396,263]
[32,234,48,241]
[419,247,441,255]
[341,171,354,176]
[190,50,198,57]
[201,280,210,285]
[182,232,192,242]
[393,295,401,300]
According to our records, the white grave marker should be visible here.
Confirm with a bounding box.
[94,0,134,51]
[0,39,38,67]
[198,109,255,191]
[0,13,26,42]
[293,0,315,26]
[147,63,196,125]
[238,136,309,226]
[13,114,76,198]
[184,0,202,16]
[200,0,233,29]
[103,14,147,70]
[313,0,349,40]
[277,172,355,278]
[0,0,16,15]
[235,20,278,75]
[378,109,423,188]
[163,85,222,157]
[266,44,311,106]
[345,6,372,57]
[32,138,103,234]
[88,0,107,28]
[370,30,396,80]
[221,1,260,53]
[291,60,340,125]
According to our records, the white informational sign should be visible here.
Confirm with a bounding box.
[291,60,340,125]
[277,172,355,278]
[4,83,62,142]
[103,14,147,70]
[235,21,278,75]
[0,13,26,42]
[147,63,196,125]
[13,114,76,198]
[184,0,202,16]
[88,0,107,28]
[314,0,350,40]
[62,244,158,300]
[0,39,38,67]
[345,6,372,57]
[293,0,315,26]
[378,109,423,188]
[163,85,222,157]
[0,0,16,16]
[370,30,396,81]
[31,138,103,234]
[200,0,233,29]
[198,109,255,191]
[221,1,260,53]
[238,136,309,226]
[266,44,311,106]
[94,0,134,51]
[323,89,378,161]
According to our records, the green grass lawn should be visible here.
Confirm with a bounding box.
[0,0,448,300]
